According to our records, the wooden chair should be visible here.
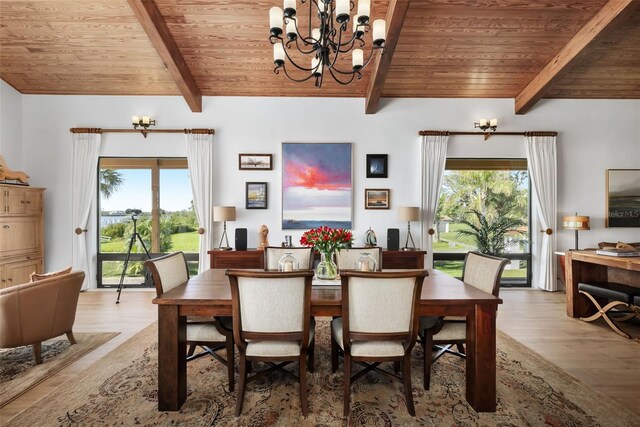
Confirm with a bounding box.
[225,269,315,417]
[420,251,509,390]
[263,246,314,270]
[335,247,382,271]
[145,252,235,392]
[331,270,428,416]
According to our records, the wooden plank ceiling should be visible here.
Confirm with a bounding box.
[1,0,639,113]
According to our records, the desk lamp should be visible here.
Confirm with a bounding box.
[562,213,590,250]
[398,207,419,250]
[213,206,236,250]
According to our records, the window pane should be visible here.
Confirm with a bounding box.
[99,169,152,254]
[435,165,531,287]
[160,169,199,254]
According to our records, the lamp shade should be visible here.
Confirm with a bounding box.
[398,207,419,222]
[562,215,590,230]
[213,206,236,222]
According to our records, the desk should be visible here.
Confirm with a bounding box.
[208,249,426,270]
[565,250,640,317]
[153,269,502,413]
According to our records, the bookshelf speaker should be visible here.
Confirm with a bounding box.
[387,228,400,251]
[235,228,247,251]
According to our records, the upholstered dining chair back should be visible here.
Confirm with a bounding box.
[335,247,382,271]
[145,251,189,297]
[344,271,425,334]
[264,246,314,270]
[227,270,314,335]
[461,251,510,297]
[226,269,315,417]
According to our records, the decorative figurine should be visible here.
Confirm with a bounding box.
[364,227,377,247]
[258,224,270,250]
[0,155,30,184]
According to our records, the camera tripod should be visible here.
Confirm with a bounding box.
[116,213,151,304]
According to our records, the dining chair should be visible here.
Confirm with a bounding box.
[420,251,509,390]
[264,246,314,270]
[335,247,382,271]
[331,269,428,417]
[145,251,235,392]
[225,269,315,417]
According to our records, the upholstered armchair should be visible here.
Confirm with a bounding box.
[0,271,85,364]
[225,269,315,417]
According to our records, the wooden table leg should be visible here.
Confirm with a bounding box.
[465,303,497,412]
[157,305,187,411]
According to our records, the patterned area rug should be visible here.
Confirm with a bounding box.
[0,332,119,408]
[5,320,639,426]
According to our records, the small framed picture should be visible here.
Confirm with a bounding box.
[364,188,390,210]
[246,182,268,209]
[366,154,388,178]
[239,153,273,170]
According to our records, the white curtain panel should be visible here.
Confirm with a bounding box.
[71,132,101,290]
[420,134,449,269]
[525,135,558,291]
[186,132,214,273]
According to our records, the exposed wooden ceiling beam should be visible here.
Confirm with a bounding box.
[127,0,202,112]
[515,0,639,115]
[364,0,410,115]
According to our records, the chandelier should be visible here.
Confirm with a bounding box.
[269,0,386,87]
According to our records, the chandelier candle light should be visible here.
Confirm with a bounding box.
[269,0,386,87]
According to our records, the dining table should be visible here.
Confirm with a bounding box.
[152,268,502,413]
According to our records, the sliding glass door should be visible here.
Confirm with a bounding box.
[434,159,532,287]
[97,158,198,288]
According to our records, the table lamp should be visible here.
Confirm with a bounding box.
[398,207,420,250]
[213,206,236,250]
[562,213,590,250]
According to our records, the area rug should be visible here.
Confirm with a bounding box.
[5,321,639,427]
[0,332,119,408]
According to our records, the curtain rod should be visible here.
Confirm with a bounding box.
[418,130,557,141]
[69,128,215,137]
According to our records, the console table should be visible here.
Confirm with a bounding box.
[565,250,640,318]
[208,249,426,270]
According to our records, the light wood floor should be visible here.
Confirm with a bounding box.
[2,288,639,423]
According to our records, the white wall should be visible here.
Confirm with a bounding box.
[11,93,640,286]
[0,80,23,169]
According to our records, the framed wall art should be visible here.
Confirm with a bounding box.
[282,142,352,229]
[246,182,268,209]
[366,154,388,178]
[606,169,640,227]
[364,188,390,210]
[239,153,272,170]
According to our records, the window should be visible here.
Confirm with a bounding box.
[434,159,531,287]
[97,158,198,288]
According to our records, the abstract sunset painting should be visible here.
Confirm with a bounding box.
[282,143,352,229]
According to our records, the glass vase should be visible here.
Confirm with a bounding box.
[316,251,338,280]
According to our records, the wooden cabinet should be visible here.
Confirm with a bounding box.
[208,249,426,270]
[0,184,45,289]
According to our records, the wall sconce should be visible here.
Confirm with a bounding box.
[562,213,590,250]
[474,118,498,132]
[132,115,156,137]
